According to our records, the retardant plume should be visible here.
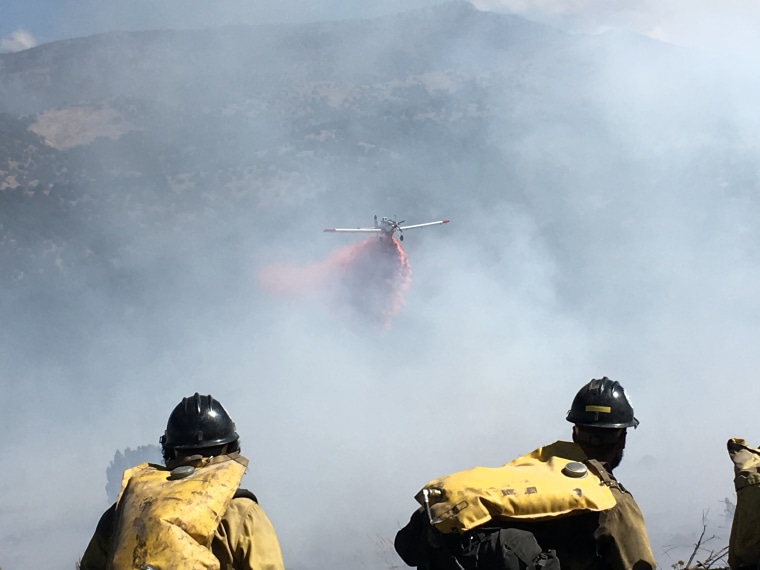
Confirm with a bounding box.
[258,237,412,329]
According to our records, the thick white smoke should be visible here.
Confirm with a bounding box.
[3,2,760,570]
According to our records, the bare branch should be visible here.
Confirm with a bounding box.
[665,511,729,570]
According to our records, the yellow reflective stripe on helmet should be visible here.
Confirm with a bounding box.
[585,405,612,413]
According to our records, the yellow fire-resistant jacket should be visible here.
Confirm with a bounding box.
[80,454,284,570]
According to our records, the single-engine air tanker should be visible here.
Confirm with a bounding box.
[324,215,450,242]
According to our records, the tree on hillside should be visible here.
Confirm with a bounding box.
[105,444,163,502]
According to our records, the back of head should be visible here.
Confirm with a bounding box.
[566,377,639,429]
[566,377,638,467]
[160,393,240,463]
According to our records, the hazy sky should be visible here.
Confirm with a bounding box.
[2,1,760,570]
[2,0,759,54]
[0,0,443,47]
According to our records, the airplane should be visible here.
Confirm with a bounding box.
[324,215,450,241]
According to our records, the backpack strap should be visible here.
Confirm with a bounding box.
[586,460,621,491]
[233,488,259,503]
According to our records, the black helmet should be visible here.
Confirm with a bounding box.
[160,393,239,454]
[566,377,639,429]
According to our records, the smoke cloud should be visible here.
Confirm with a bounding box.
[0,28,38,52]
[472,0,760,57]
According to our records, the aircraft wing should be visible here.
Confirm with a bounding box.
[323,227,382,233]
[398,219,450,231]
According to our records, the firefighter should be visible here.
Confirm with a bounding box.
[395,377,656,570]
[80,393,285,570]
[726,437,760,570]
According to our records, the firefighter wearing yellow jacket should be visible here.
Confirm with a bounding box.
[80,393,285,570]
[395,378,656,570]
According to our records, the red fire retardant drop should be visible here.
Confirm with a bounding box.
[258,237,412,329]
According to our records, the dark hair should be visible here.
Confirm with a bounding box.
[164,439,241,463]
[573,426,625,448]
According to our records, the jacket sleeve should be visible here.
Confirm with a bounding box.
[79,504,117,570]
[395,507,430,566]
[596,488,656,570]
[214,497,285,570]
